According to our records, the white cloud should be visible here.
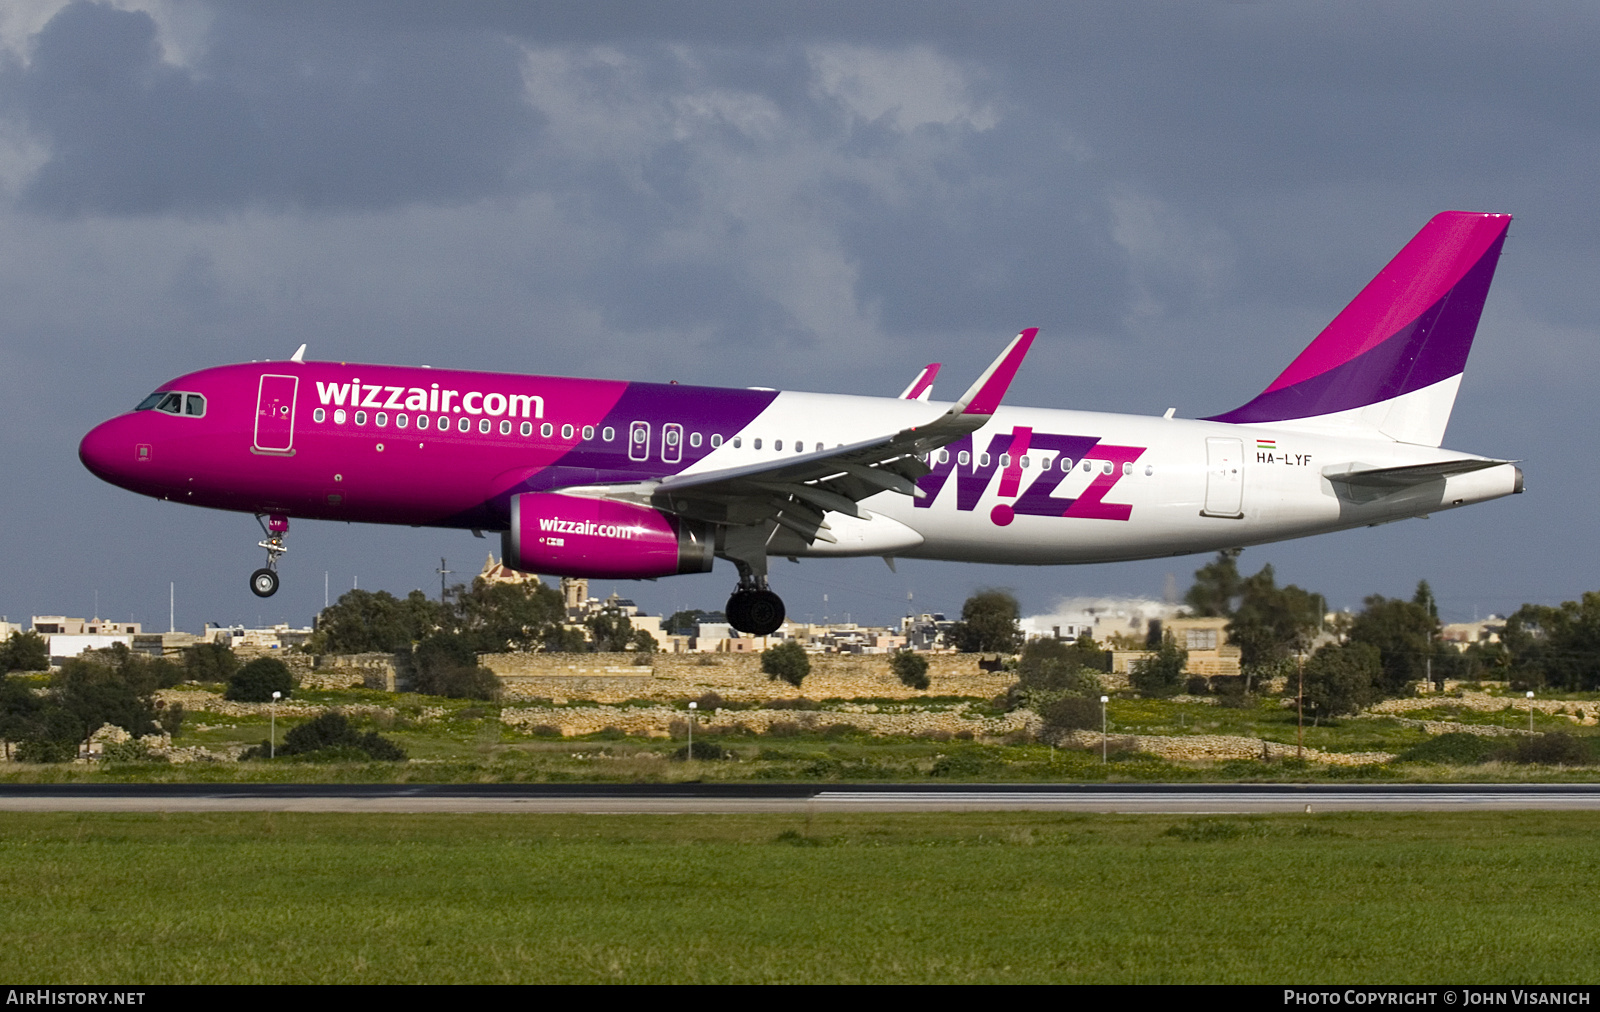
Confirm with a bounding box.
[1107,185,1235,325]
[807,44,997,133]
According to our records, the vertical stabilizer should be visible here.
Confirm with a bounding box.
[1205,211,1510,446]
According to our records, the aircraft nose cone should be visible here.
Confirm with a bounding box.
[79,416,139,486]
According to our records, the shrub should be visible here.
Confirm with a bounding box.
[1498,733,1594,766]
[1185,676,1211,695]
[529,724,563,738]
[764,720,801,737]
[890,650,930,690]
[693,692,726,710]
[1394,732,1498,765]
[183,642,237,683]
[767,696,820,710]
[224,658,294,703]
[1040,694,1102,733]
[1129,636,1187,698]
[928,750,995,777]
[671,740,728,761]
[1016,637,1105,693]
[411,634,501,700]
[274,711,406,761]
[16,738,75,763]
[761,641,810,688]
[101,739,166,763]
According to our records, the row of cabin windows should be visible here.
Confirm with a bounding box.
[934,447,1155,477]
[304,410,1157,475]
[310,407,739,449]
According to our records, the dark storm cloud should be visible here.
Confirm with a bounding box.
[9,1,537,213]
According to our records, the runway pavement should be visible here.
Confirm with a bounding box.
[2,783,1599,813]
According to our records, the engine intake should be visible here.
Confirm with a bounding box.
[502,492,714,579]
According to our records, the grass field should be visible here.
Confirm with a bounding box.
[3,810,1599,983]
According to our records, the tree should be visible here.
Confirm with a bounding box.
[948,590,1022,653]
[452,577,566,652]
[184,642,238,683]
[587,607,646,653]
[1185,550,1243,617]
[0,631,48,673]
[1349,585,1438,695]
[311,589,445,654]
[1015,637,1103,695]
[410,633,500,700]
[225,657,294,702]
[890,649,929,690]
[1129,636,1187,698]
[761,641,810,688]
[1227,564,1325,668]
[1500,592,1600,692]
[253,711,406,761]
[1297,641,1381,720]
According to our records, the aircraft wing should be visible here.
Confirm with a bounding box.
[1321,457,1516,489]
[568,330,1036,543]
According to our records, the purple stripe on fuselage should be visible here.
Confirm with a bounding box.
[469,382,780,527]
[1207,228,1506,425]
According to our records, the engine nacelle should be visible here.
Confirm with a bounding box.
[501,492,714,579]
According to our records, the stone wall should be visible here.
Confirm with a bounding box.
[482,651,1018,702]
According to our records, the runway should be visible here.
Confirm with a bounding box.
[2,783,1599,813]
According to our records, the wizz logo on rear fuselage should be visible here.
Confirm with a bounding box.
[915,428,1146,526]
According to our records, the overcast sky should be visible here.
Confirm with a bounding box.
[3,0,1597,632]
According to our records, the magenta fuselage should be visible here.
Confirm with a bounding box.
[79,361,781,532]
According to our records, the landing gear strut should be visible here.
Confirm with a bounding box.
[726,574,785,636]
[250,513,289,598]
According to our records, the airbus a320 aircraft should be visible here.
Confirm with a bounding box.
[80,211,1521,635]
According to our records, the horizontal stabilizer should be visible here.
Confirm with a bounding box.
[1322,458,1514,489]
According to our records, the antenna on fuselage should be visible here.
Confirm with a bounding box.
[290,344,307,363]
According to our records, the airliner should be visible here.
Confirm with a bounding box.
[80,211,1521,635]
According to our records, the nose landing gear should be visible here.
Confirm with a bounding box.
[250,513,289,598]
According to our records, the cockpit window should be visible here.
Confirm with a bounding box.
[135,391,203,417]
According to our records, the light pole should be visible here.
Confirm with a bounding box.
[1100,695,1109,764]
[687,700,697,759]
[1527,690,1535,734]
[270,690,281,758]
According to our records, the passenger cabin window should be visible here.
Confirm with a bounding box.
[690,432,702,448]
[520,421,533,437]
[583,425,595,440]
[602,426,615,442]
[710,434,722,447]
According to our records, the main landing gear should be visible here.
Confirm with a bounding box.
[726,575,785,637]
[250,513,289,598]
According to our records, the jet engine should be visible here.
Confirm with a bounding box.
[501,492,714,579]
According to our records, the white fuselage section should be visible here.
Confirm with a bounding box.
[678,391,1519,565]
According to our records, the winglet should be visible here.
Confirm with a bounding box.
[290,343,307,363]
[899,363,941,401]
[956,328,1037,415]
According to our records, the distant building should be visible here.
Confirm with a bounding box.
[1020,597,1183,646]
[33,616,142,636]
